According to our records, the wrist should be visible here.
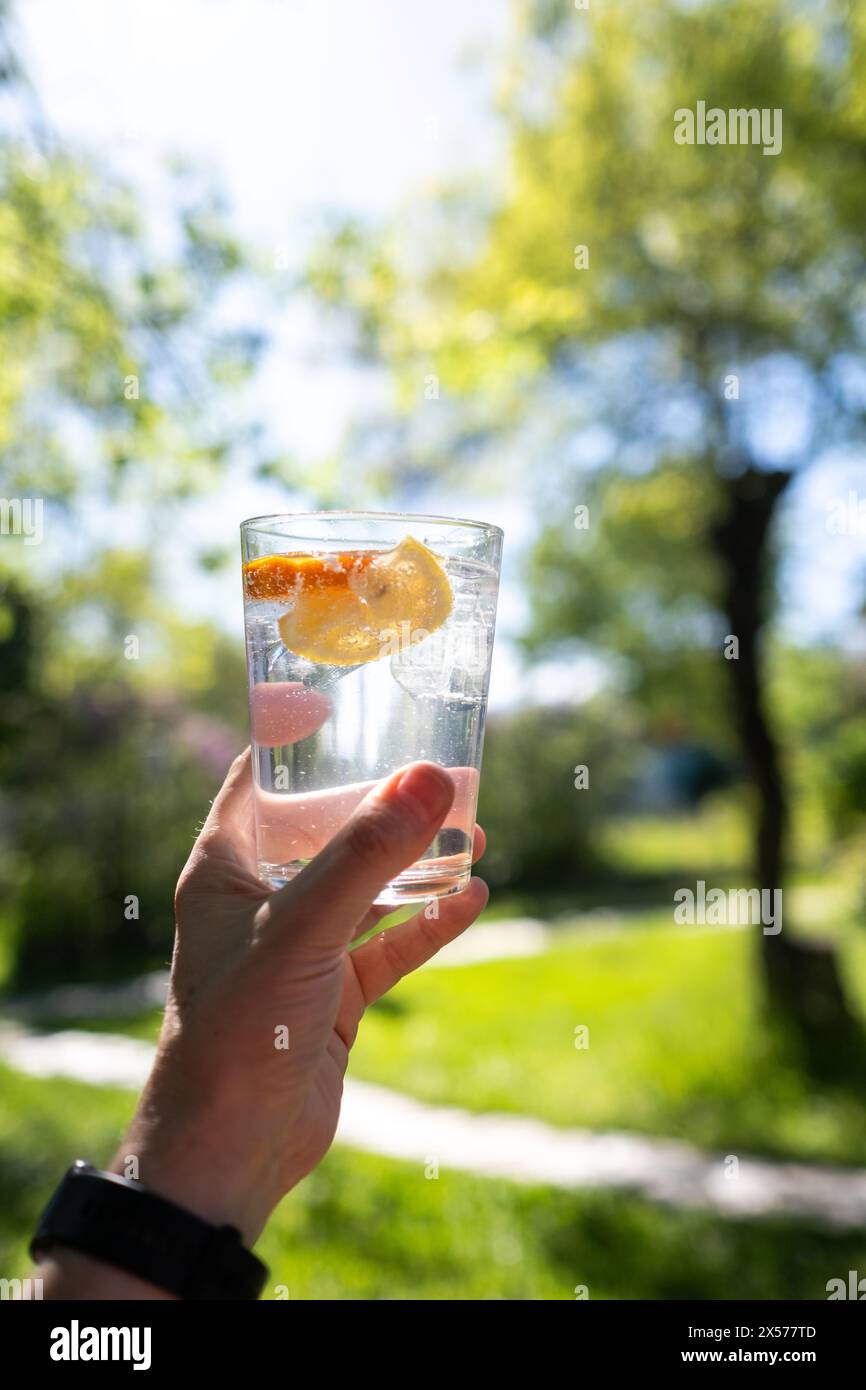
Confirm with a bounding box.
[111,1056,283,1248]
[108,1128,278,1251]
[31,1161,270,1301]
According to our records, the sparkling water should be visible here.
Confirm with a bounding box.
[243,553,500,904]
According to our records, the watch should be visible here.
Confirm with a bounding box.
[30,1160,269,1300]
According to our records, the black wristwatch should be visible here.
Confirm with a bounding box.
[30,1160,269,1300]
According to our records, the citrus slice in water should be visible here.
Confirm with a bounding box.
[348,536,454,632]
[250,536,453,667]
[243,550,374,600]
[278,587,384,665]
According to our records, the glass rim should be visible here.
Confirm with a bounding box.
[240,508,504,542]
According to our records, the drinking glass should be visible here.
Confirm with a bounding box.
[240,510,503,905]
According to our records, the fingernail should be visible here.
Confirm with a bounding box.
[392,763,454,822]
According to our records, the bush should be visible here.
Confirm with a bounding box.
[477,701,638,890]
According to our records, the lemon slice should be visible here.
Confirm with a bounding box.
[277,536,453,666]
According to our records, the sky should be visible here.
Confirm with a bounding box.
[18,0,503,233]
[12,0,866,710]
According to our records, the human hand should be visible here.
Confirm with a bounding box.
[107,748,488,1250]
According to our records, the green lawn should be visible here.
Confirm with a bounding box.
[25,916,866,1166]
[2,1062,864,1300]
[349,921,866,1166]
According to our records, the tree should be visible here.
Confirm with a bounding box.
[0,3,262,984]
[0,0,262,516]
[307,0,866,1058]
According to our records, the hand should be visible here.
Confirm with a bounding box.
[105,749,488,1251]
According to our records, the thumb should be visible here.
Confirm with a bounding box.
[260,761,456,949]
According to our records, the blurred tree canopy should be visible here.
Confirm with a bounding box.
[0,3,256,984]
[308,0,866,1054]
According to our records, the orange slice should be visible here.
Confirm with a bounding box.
[244,537,453,666]
[278,587,385,665]
[243,550,374,600]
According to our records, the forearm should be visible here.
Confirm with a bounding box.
[34,1051,280,1300]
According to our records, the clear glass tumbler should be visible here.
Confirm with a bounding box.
[240,511,503,905]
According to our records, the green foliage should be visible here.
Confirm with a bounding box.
[0,29,263,987]
[438,0,866,395]
[522,462,738,742]
[477,699,639,888]
[824,717,866,837]
[0,146,256,505]
[305,0,866,926]
[311,1,866,409]
[767,647,866,851]
[0,569,246,988]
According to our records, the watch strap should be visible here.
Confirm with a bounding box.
[30,1160,268,1300]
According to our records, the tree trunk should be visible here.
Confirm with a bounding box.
[711,466,855,1069]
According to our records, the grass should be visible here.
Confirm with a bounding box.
[598,801,752,879]
[2,1062,864,1300]
[21,913,866,1167]
[348,921,866,1166]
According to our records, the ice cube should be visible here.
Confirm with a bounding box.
[390,621,490,701]
[264,636,362,692]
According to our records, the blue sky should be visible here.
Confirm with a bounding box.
[14,0,866,706]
